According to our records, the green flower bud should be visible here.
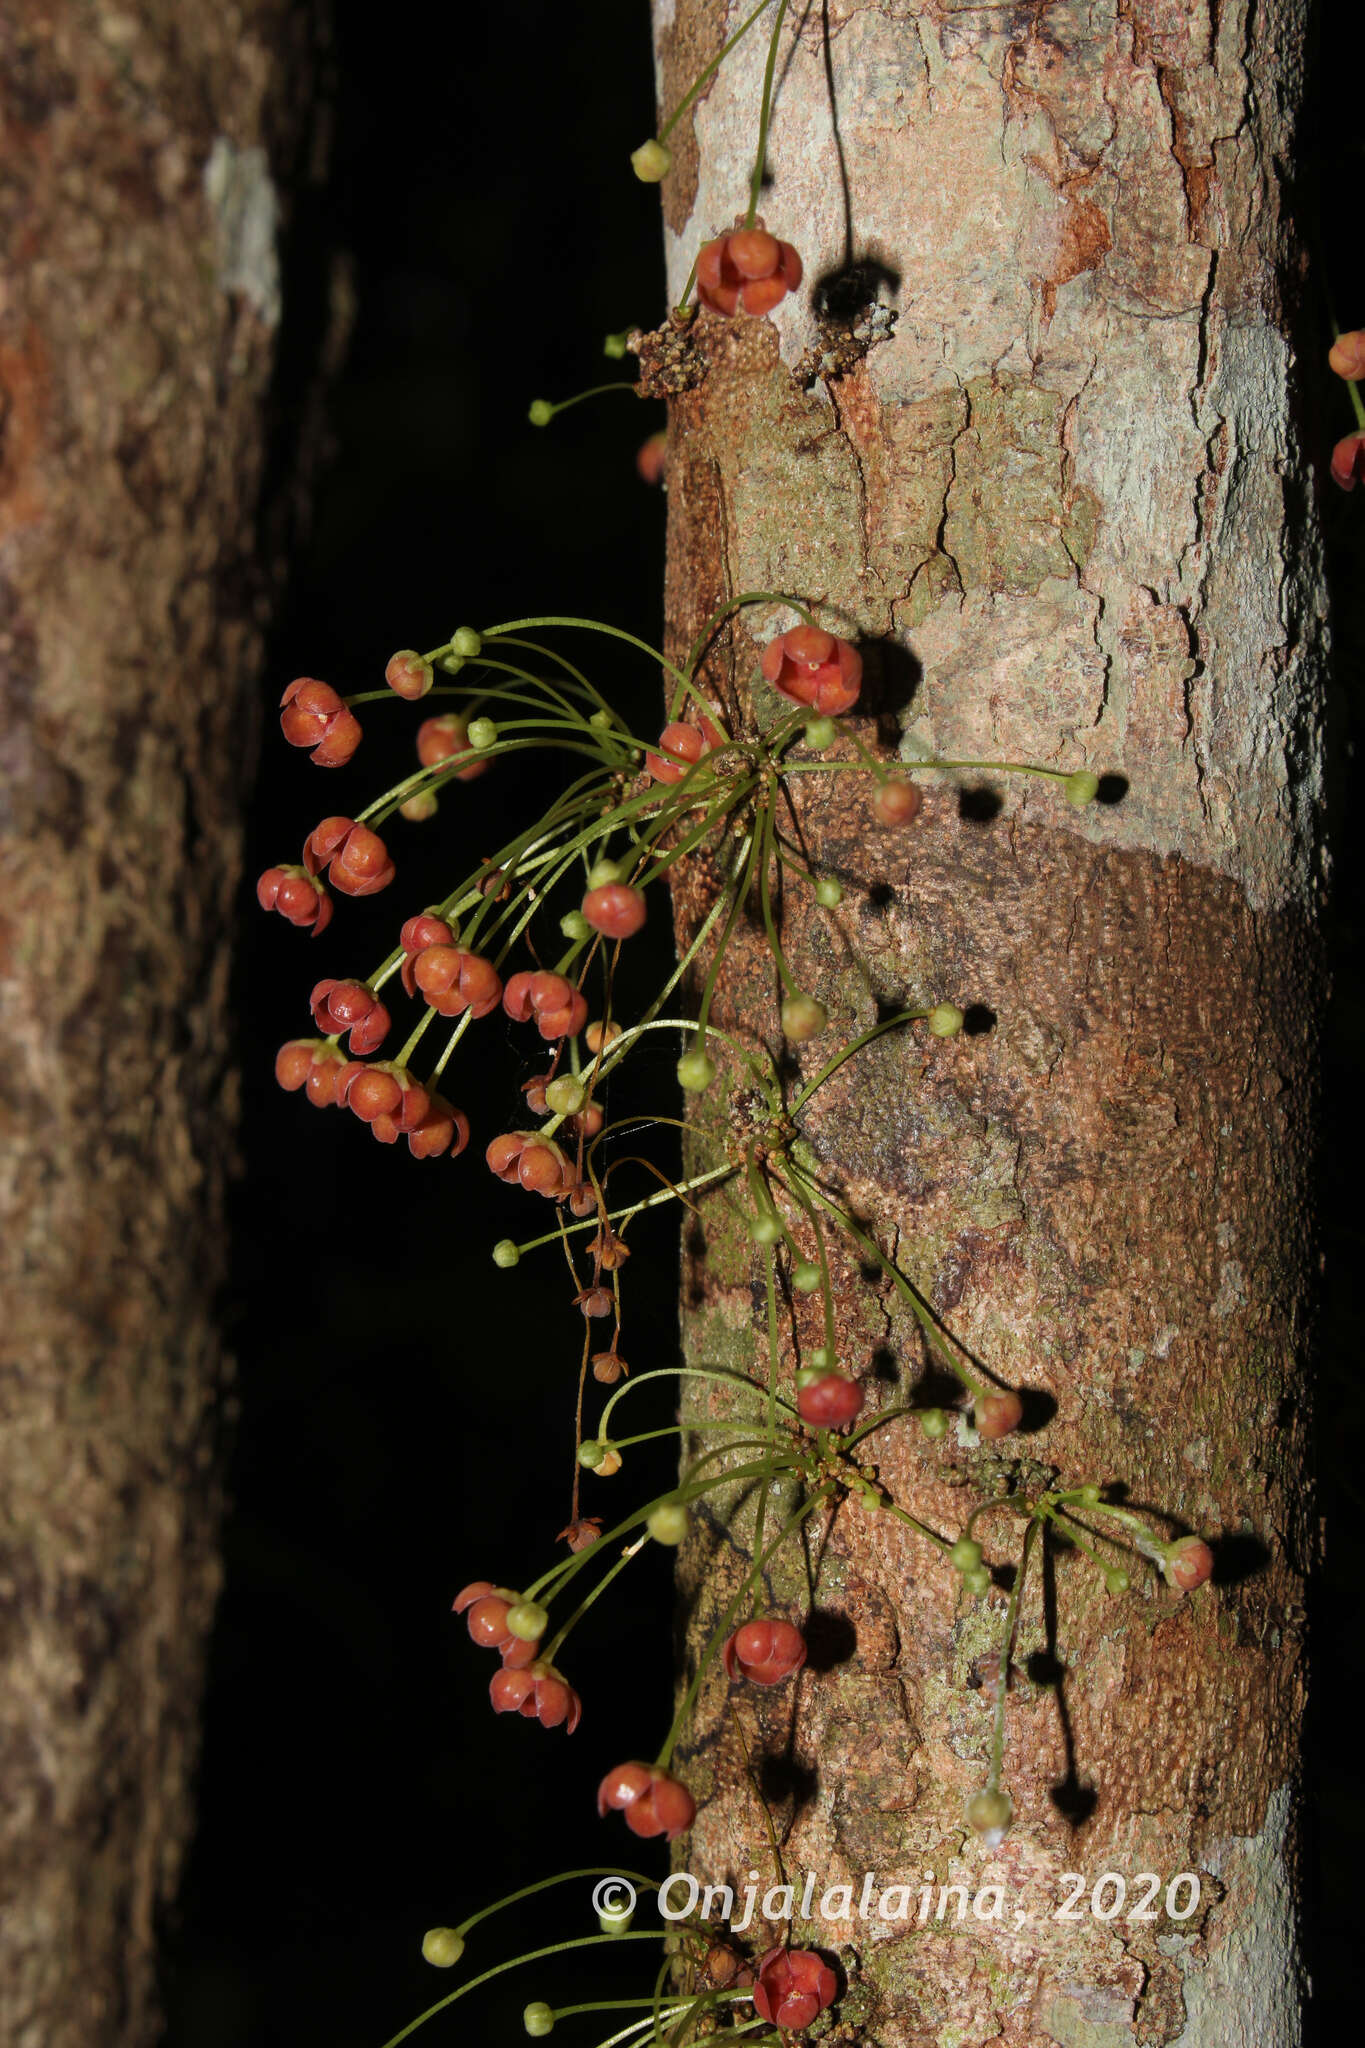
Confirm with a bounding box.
[492,1239,520,1270]
[809,1345,836,1372]
[545,1076,586,1116]
[505,1600,548,1642]
[1064,769,1099,807]
[804,716,837,750]
[1104,1566,1131,1596]
[964,1564,993,1596]
[919,1407,948,1439]
[400,789,439,823]
[588,857,626,889]
[814,876,843,908]
[578,1439,606,1469]
[421,1927,465,1969]
[781,993,828,1042]
[598,1901,634,1934]
[560,910,592,941]
[603,331,630,360]
[647,1502,689,1546]
[792,1262,822,1294]
[466,716,498,749]
[451,627,482,659]
[630,138,672,182]
[927,1002,964,1038]
[676,1050,717,1093]
[1074,1483,1102,1508]
[950,1536,983,1573]
[589,709,615,730]
[527,399,554,427]
[524,2002,556,2037]
[964,1787,1013,1843]
[749,1212,783,1245]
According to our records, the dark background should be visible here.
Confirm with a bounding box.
[163,1,1362,2042]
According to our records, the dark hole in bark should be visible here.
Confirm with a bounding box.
[1095,772,1129,804]
[963,1003,997,1036]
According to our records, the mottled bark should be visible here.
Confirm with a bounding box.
[0,5,322,2043]
[654,3,1318,2043]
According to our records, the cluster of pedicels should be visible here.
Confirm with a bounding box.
[266,7,1231,2041]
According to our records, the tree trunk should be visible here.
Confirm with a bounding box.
[0,5,321,2041]
[656,3,1318,2042]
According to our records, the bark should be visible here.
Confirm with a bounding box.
[653,3,1319,2043]
[0,5,323,2042]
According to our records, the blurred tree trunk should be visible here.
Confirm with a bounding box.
[657,3,1318,2043]
[0,4,326,2041]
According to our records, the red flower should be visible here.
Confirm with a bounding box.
[753,1947,838,2031]
[417,713,487,780]
[280,677,362,766]
[274,1040,319,1093]
[490,1660,581,1732]
[723,1617,807,1687]
[582,883,646,939]
[521,1071,552,1115]
[257,863,334,936]
[975,1391,1023,1441]
[597,1762,695,1840]
[697,226,802,318]
[503,970,589,1040]
[1164,1535,1214,1593]
[636,431,667,485]
[796,1371,864,1430]
[385,649,434,700]
[336,1061,430,1141]
[399,912,456,995]
[645,711,724,784]
[1331,431,1365,490]
[309,978,390,1054]
[873,777,922,826]
[412,944,503,1019]
[761,627,862,717]
[452,1582,541,1668]
[407,1094,470,1160]
[303,816,396,897]
[486,1131,571,1198]
[275,1037,351,1106]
